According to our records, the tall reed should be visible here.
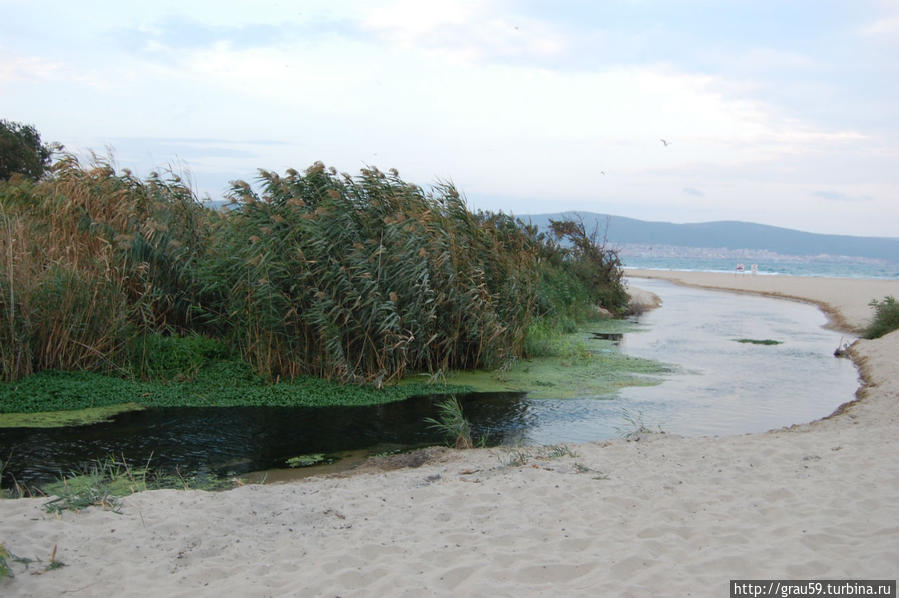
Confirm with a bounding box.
[203,164,541,383]
[0,155,210,380]
[0,157,629,388]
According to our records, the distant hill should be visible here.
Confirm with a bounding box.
[519,212,899,263]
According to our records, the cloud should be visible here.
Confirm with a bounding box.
[860,15,899,37]
[121,20,289,53]
[813,190,873,203]
[360,0,566,64]
[0,51,62,82]
[682,187,705,197]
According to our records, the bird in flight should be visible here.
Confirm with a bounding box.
[660,138,671,147]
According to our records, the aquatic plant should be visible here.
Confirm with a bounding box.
[865,296,899,339]
[0,365,468,427]
[424,396,473,449]
[734,338,783,345]
[615,408,664,440]
[204,164,545,383]
[0,154,212,381]
[0,543,9,579]
[285,453,335,468]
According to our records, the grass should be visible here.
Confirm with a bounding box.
[39,455,238,513]
[424,396,474,449]
[614,408,664,440]
[865,296,899,339]
[495,444,582,468]
[0,543,63,580]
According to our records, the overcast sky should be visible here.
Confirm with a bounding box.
[2,0,897,237]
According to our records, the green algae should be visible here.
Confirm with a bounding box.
[734,338,783,345]
[441,322,671,399]
[0,362,467,428]
[0,403,145,428]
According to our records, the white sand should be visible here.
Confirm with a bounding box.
[2,272,898,597]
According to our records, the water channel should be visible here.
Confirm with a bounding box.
[0,278,861,487]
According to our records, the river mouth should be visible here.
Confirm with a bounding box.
[0,278,861,490]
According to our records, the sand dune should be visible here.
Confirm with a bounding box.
[2,272,897,597]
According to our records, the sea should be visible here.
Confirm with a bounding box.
[621,256,899,279]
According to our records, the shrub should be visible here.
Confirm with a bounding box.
[0,119,54,181]
[865,296,899,339]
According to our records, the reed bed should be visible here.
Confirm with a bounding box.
[0,158,628,391]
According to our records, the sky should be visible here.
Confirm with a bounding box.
[1,0,897,238]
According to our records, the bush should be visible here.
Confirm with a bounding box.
[0,119,54,181]
[865,296,899,339]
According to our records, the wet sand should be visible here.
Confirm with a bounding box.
[2,272,897,597]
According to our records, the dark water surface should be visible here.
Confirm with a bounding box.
[0,278,861,488]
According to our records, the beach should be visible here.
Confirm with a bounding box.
[2,272,898,597]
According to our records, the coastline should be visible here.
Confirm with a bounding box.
[2,272,898,597]
[625,268,899,332]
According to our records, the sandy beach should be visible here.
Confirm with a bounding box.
[2,272,898,597]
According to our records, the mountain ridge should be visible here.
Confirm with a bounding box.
[519,212,899,263]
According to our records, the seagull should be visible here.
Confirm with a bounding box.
[660,138,670,147]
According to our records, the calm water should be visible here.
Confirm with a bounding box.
[614,278,860,437]
[0,279,861,487]
[622,256,899,279]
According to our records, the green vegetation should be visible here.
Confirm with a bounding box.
[442,322,668,398]
[1,152,634,417]
[0,543,62,579]
[615,408,664,440]
[424,396,474,449]
[864,296,899,339]
[734,338,783,345]
[40,455,236,513]
[0,403,145,428]
[0,119,54,181]
[0,543,9,579]
[0,363,467,424]
[285,453,336,468]
[495,444,581,468]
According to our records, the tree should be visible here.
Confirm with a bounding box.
[549,216,629,311]
[0,119,54,180]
